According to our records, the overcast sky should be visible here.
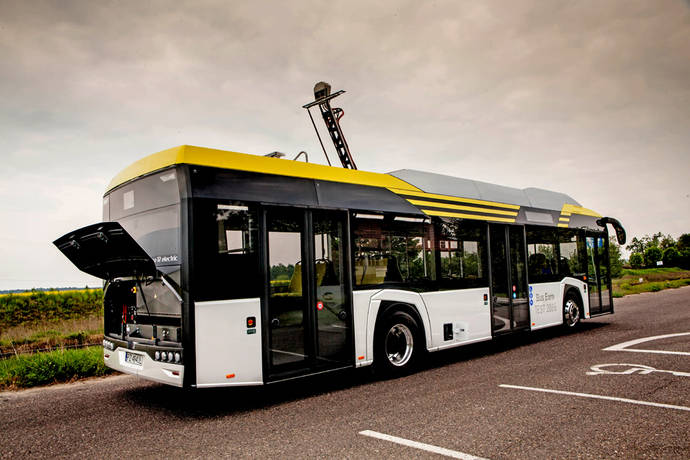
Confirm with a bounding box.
[1,0,689,290]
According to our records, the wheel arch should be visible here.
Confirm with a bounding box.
[365,290,432,363]
[563,284,584,310]
[376,301,427,346]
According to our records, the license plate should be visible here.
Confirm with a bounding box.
[125,352,143,367]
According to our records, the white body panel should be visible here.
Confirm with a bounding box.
[104,348,184,387]
[194,298,263,387]
[529,278,589,330]
[421,288,492,350]
[352,289,433,367]
[352,290,379,367]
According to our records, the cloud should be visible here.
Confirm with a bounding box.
[0,0,689,287]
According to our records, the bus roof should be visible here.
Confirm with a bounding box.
[107,145,601,223]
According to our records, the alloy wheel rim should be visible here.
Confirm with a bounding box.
[565,299,580,327]
[385,323,414,367]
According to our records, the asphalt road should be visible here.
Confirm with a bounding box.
[2,287,689,459]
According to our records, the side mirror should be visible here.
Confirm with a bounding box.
[597,217,626,245]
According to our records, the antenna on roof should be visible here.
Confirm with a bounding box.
[302,82,357,169]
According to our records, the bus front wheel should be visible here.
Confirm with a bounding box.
[375,310,420,375]
[563,295,581,328]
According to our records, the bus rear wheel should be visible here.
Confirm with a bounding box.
[375,310,420,375]
[563,295,581,328]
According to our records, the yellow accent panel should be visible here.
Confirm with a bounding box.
[558,223,569,228]
[407,199,518,216]
[561,203,601,218]
[389,188,520,210]
[558,217,570,222]
[562,212,571,216]
[423,209,516,223]
[106,145,422,193]
[107,145,184,192]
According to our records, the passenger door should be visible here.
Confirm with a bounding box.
[490,225,529,333]
[586,233,613,316]
[265,208,352,379]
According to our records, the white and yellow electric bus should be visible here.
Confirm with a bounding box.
[55,143,625,388]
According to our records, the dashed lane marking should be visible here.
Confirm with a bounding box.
[359,430,489,459]
[500,384,690,412]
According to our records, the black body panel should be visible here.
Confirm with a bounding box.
[315,180,423,215]
[53,222,156,280]
[190,168,318,206]
[189,166,422,215]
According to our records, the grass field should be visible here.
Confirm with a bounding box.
[0,289,104,356]
[612,267,690,297]
[0,288,103,327]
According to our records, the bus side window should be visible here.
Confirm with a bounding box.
[352,214,435,289]
[436,218,488,289]
[526,226,560,283]
[193,201,261,301]
[557,228,583,277]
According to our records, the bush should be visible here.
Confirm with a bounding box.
[662,247,681,268]
[0,347,111,389]
[680,249,690,270]
[644,247,663,268]
[677,233,690,251]
[629,253,644,269]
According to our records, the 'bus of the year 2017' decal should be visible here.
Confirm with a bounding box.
[529,284,561,327]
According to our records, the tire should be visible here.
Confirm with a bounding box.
[374,310,421,375]
[563,294,581,329]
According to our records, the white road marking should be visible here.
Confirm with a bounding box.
[500,384,690,412]
[359,430,488,460]
[586,363,690,377]
[602,332,690,356]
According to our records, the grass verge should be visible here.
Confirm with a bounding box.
[612,267,690,297]
[0,316,103,355]
[0,346,112,390]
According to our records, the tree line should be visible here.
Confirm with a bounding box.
[624,232,690,269]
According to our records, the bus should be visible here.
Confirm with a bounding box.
[54,144,625,388]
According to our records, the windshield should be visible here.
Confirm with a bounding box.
[104,168,181,275]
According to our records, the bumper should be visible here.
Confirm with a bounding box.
[104,347,184,387]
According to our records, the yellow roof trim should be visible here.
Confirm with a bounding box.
[407,199,519,216]
[388,188,521,210]
[561,203,602,218]
[106,145,422,193]
[423,209,516,223]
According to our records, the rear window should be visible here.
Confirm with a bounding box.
[104,168,182,273]
[108,169,180,220]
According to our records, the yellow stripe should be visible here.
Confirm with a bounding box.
[408,199,519,216]
[561,203,601,218]
[558,217,570,222]
[562,212,571,216]
[558,223,569,228]
[106,145,423,193]
[423,209,516,223]
[389,188,520,210]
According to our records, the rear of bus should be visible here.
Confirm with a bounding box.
[55,167,187,387]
